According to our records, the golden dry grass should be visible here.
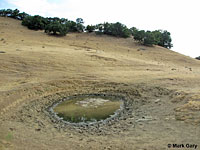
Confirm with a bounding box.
[0,17,200,150]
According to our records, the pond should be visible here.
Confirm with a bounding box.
[52,96,123,123]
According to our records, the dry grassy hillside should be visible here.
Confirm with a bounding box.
[0,17,200,150]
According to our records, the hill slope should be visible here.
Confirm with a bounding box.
[0,17,200,150]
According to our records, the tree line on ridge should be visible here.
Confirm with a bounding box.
[0,8,172,48]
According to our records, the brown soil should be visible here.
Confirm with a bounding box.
[0,17,200,150]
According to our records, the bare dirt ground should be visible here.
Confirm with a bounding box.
[0,17,200,150]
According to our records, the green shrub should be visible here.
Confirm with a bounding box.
[86,25,96,32]
[132,29,173,48]
[109,22,131,38]
[22,15,47,30]
[196,56,200,60]
[143,31,156,46]
[10,9,20,19]
[18,12,29,20]
[45,21,68,36]
[158,30,173,49]
[0,9,6,16]
[65,21,77,32]
[130,27,138,36]
[95,22,131,38]
[0,9,29,20]
[75,18,85,32]
[133,30,145,42]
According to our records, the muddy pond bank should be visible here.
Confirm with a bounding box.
[1,81,200,150]
[10,82,180,136]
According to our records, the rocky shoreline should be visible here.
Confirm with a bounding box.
[45,93,134,134]
[6,83,179,137]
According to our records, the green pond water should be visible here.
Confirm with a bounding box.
[53,96,122,123]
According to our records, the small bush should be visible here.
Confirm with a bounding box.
[196,56,200,60]
[132,29,173,48]
[76,18,85,32]
[143,31,156,46]
[95,22,131,38]
[133,30,145,42]
[22,15,47,30]
[0,9,29,20]
[45,21,68,36]
[86,25,96,33]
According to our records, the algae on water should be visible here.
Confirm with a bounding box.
[53,97,122,123]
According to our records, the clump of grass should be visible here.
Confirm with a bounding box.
[5,132,13,141]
